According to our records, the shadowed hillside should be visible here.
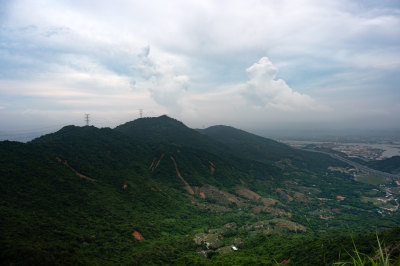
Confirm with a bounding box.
[199,125,346,172]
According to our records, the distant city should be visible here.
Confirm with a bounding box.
[256,128,400,161]
[282,140,400,161]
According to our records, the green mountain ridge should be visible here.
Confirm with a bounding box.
[366,156,400,175]
[1,115,399,265]
[198,124,344,173]
[115,115,223,151]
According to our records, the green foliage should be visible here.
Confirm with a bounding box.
[1,116,400,264]
[334,234,396,266]
[199,124,347,172]
[366,156,400,175]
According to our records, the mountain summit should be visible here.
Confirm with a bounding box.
[115,115,192,140]
[115,115,221,150]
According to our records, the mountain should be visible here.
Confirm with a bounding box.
[366,156,400,175]
[198,125,291,160]
[1,116,399,265]
[115,115,222,151]
[199,125,344,172]
[115,115,194,142]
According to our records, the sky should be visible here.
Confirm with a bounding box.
[0,0,399,137]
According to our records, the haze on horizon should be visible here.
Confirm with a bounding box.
[0,0,399,137]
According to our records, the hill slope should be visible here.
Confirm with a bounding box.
[366,156,400,174]
[1,116,399,264]
[199,125,344,172]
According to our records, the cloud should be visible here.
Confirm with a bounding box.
[135,47,190,113]
[149,73,189,112]
[241,57,325,111]
[0,0,399,131]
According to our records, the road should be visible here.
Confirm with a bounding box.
[301,148,400,182]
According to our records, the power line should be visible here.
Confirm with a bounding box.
[139,109,143,118]
[85,114,90,126]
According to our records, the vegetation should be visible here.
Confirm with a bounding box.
[334,233,400,266]
[366,156,400,175]
[1,115,399,264]
[355,174,388,185]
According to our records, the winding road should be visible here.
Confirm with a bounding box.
[301,148,400,182]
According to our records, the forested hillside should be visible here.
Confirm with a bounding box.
[1,116,399,265]
[367,156,400,174]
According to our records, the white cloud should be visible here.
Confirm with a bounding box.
[135,47,190,113]
[149,73,189,112]
[241,57,325,111]
[0,0,399,131]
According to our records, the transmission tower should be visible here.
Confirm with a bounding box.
[139,109,143,118]
[85,114,90,126]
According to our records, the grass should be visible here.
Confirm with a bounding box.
[334,235,392,266]
[355,174,388,185]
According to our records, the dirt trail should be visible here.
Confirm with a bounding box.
[56,157,97,182]
[208,161,215,175]
[150,154,164,172]
[149,159,156,170]
[170,156,194,195]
